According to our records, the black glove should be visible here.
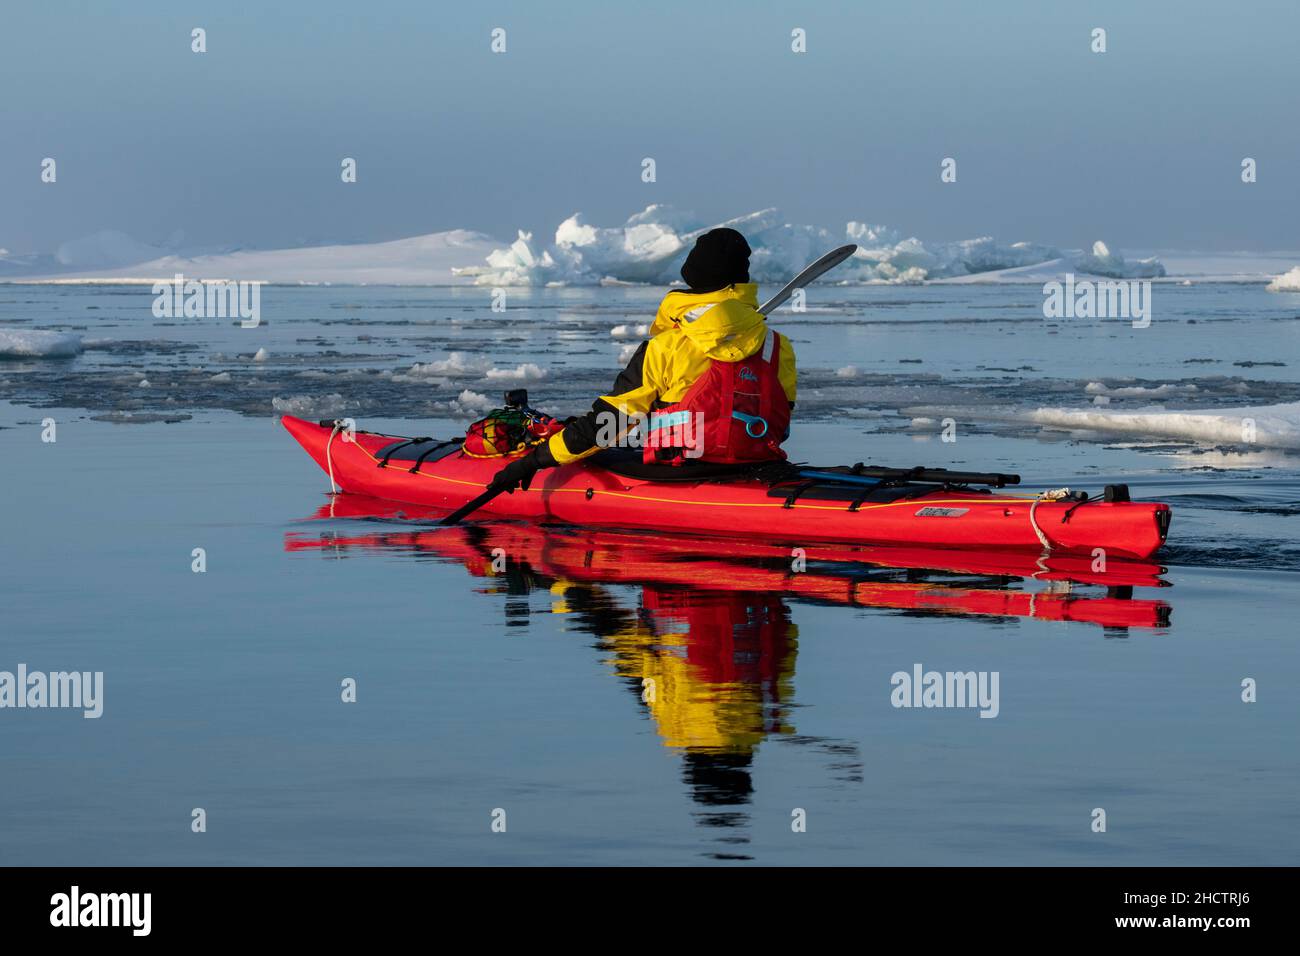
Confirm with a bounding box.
[487,444,556,495]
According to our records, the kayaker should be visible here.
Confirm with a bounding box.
[487,228,798,494]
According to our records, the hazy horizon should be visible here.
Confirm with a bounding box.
[3,0,1297,255]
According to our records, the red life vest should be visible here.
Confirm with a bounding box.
[643,329,791,465]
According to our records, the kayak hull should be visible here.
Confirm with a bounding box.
[281,415,1171,558]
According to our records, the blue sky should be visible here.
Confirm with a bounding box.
[2,0,1297,253]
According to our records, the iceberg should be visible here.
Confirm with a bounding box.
[11,230,501,285]
[3,211,1179,287]
[55,230,169,269]
[456,205,1158,287]
[1072,241,1166,279]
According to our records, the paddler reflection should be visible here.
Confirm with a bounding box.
[285,494,1171,846]
[553,578,802,828]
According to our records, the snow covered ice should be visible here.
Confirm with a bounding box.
[454,206,1169,287]
[3,205,1193,287]
[1266,265,1300,292]
[0,328,83,358]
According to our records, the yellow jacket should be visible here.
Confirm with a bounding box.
[548,284,797,465]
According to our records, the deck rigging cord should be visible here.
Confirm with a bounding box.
[325,420,346,494]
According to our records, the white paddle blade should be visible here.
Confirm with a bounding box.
[757,244,858,316]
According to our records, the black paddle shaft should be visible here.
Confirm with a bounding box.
[811,468,1013,489]
[439,486,502,526]
[841,464,1021,487]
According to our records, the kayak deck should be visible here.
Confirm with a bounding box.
[281,415,1171,558]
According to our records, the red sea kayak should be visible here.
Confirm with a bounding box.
[281,415,1172,558]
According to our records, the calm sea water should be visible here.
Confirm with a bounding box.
[1,282,1297,864]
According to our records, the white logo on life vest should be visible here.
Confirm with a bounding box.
[914,506,969,517]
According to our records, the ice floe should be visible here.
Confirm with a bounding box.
[1026,402,1300,449]
[271,393,354,417]
[485,363,546,382]
[0,328,84,358]
[1266,266,1300,292]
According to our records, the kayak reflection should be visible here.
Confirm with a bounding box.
[286,493,1173,633]
[285,493,1171,857]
